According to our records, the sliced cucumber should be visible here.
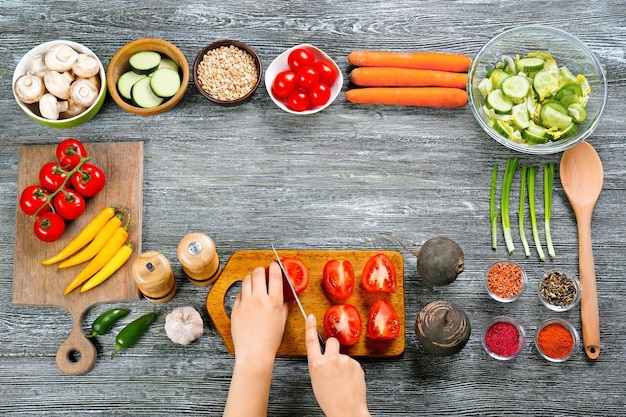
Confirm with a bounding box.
[486,89,513,114]
[488,68,513,89]
[517,57,544,73]
[533,70,559,99]
[511,103,530,130]
[559,66,578,85]
[129,51,162,75]
[502,75,530,100]
[149,68,181,98]
[522,123,550,144]
[560,123,578,138]
[131,76,164,108]
[117,71,147,100]
[540,101,573,130]
[568,103,588,123]
[493,119,514,139]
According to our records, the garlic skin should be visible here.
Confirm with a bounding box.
[164,306,204,345]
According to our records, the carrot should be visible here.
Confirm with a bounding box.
[347,51,472,73]
[350,67,468,89]
[345,87,468,108]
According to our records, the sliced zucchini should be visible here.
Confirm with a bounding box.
[517,57,545,73]
[502,75,530,100]
[149,68,181,98]
[131,76,164,108]
[117,71,147,100]
[129,51,162,75]
[486,89,513,114]
[158,58,179,72]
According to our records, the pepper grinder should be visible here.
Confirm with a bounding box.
[131,251,177,303]
[177,233,221,286]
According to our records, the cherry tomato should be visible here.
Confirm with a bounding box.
[308,82,331,106]
[314,59,339,86]
[322,259,355,300]
[296,66,319,89]
[39,162,68,192]
[286,89,310,112]
[366,299,400,340]
[361,253,397,292]
[323,304,362,346]
[280,257,309,301]
[19,185,51,216]
[272,70,297,98]
[34,212,66,242]
[53,188,86,220]
[56,138,88,170]
[71,163,106,197]
[287,48,315,72]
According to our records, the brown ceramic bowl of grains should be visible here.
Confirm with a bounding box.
[193,39,262,106]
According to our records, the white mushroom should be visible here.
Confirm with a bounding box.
[72,54,100,78]
[164,306,204,345]
[43,70,73,100]
[14,74,46,104]
[39,93,69,120]
[60,99,87,118]
[44,43,78,72]
[28,55,47,77]
[70,78,98,108]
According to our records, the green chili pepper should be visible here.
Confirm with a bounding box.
[111,312,156,359]
[85,308,130,338]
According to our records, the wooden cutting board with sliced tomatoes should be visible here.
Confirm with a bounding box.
[12,141,143,375]
[206,249,405,357]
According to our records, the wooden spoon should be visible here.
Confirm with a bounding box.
[560,141,603,359]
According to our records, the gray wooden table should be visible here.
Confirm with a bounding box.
[1,1,625,416]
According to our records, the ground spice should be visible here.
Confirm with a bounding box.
[484,320,522,357]
[487,261,523,299]
[537,322,574,359]
[540,271,578,308]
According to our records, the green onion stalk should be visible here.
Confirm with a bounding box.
[490,164,498,250]
[544,162,555,258]
[518,164,530,257]
[527,166,545,261]
[501,158,518,254]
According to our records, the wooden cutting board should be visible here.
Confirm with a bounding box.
[12,141,143,375]
[206,249,405,357]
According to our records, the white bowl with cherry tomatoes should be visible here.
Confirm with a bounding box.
[265,44,343,114]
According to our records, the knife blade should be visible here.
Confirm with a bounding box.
[271,244,325,352]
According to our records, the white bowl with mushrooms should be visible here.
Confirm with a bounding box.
[12,40,106,128]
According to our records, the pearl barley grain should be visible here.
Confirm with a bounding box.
[197,45,258,101]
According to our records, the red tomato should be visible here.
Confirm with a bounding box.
[56,138,88,170]
[71,163,106,197]
[39,162,67,192]
[361,253,397,292]
[308,82,331,106]
[366,299,400,340]
[323,304,362,346]
[322,259,354,300]
[286,89,310,112]
[272,70,297,98]
[281,257,309,301]
[314,59,339,86]
[296,66,319,89]
[19,185,51,216]
[34,212,65,242]
[53,188,86,220]
[287,48,315,72]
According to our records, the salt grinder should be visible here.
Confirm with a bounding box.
[131,251,177,303]
[177,233,221,286]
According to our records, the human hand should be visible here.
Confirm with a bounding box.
[305,314,371,417]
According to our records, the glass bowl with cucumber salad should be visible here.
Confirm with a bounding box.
[468,25,607,154]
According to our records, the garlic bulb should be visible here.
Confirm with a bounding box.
[164,306,204,345]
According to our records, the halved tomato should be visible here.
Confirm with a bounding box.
[322,259,355,300]
[367,299,400,340]
[361,253,397,292]
[323,304,362,346]
[281,257,309,301]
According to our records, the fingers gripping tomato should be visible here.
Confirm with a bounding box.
[361,253,397,292]
[53,189,86,220]
[71,163,106,197]
[322,259,355,300]
[56,138,88,170]
[280,257,309,301]
[323,304,362,346]
[34,212,66,242]
[19,185,51,216]
[367,299,400,340]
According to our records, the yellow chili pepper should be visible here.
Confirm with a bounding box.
[42,206,117,265]
[81,242,134,293]
[58,211,125,269]
[64,226,129,295]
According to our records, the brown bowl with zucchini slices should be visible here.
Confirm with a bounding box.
[107,38,189,116]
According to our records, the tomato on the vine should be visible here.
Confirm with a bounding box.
[362,253,397,293]
[19,185,51,216]
[322,259,355,300]
[314,59,338,86]
[287,48,315,72]
[56,138,88,170]
[281,257,309,301]
[53,188,86,220]
[39,162,67,192]
[34,212,66,242]
[323,304,362,346]
[296,66,319,89]
[366,299,400,340]
[308,82,331,106]
[272,70,297,98]
[71,163,106,197]
[286,89,310,112]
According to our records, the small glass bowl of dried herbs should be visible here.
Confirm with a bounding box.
[539,270,581,312]
[485,260,527,303]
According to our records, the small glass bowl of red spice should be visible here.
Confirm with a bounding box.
[485,260,527,302]
[539,270,582,312]
[535,318,580,362]
[482,316,526,360]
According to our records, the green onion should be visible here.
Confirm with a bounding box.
[527,166,545,261]
[490,164,498,250]
[544,162,555,258]
[501,158,518,254]
[518,164,530,257]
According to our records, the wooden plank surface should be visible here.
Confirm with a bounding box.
[207,249,405,357]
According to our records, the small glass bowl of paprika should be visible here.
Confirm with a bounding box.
[482,316,526,360]
[485,260,527,302]
[538,270,582,312]
[535,318,580,362]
